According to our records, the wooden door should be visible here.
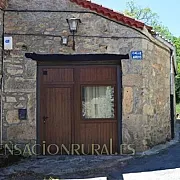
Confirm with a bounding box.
[39,68,74,155]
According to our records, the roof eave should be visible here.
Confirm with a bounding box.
[70,0,152,31]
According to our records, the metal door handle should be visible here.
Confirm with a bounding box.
[43,116,48,124]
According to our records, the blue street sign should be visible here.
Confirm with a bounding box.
[131,51,143,60]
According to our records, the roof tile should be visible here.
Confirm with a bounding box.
[70,0,152,30]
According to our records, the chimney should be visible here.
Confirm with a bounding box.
[0,0,7,9]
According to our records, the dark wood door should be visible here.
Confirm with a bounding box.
[39,68,74,155]
[39,66,118,155]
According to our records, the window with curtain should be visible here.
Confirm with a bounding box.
[82,86,115,119]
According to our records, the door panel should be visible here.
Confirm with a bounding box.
[42,87,72,154]
[79,67,116,82]
[42,68,74,84]
[75,66,118,154]
[79,122,117,154]
[45,87,72,144]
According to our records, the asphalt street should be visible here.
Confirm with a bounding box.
[110,143,180,179]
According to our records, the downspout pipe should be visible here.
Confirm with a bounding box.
[170,50,173,95]
[170,49,177,140]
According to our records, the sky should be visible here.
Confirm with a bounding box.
[91,0,180,37]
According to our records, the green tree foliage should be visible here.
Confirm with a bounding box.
[175,76,180,103]
[124,1,159,26]
[173,37,180,103]
[123,1,173,40]
[173,37,180,58]
[124,1,180,103]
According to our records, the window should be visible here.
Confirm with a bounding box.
[82,86,115,119]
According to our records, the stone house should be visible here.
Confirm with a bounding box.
[0,0,177,154]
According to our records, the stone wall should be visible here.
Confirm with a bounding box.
[1,0,172,152]
[122,38,171,151]
[142,43,171,149]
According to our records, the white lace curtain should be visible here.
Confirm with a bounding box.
[82,86,114,119]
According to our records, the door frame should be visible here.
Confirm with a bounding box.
[32,54,129,155]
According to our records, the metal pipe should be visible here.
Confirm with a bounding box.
[5,32,148,40]
[72,31,75,51]
[4,33,63,38]
[170,50,174,95]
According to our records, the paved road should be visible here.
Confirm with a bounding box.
[110,143,180,179]
[1,142,180,180]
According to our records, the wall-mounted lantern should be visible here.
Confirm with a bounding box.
[66,17,81,50]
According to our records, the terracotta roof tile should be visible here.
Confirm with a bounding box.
[70,0,152,30]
